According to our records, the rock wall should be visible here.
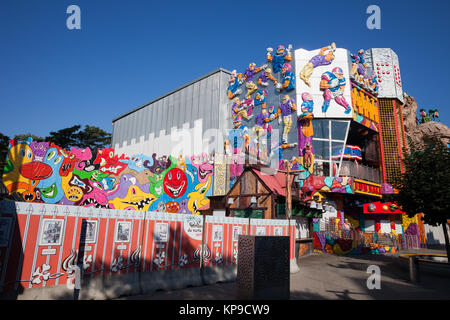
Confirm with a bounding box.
[402,93,450,148]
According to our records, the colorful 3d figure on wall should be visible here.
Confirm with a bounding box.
[245,81,258,99]
[253,108,274,142]
[266,45,293,73]
[272,95,297,143]
[320,67,351,114]
[276,63,295,92]
[254,89,268,110]
[258,68,277,87]
[298,92,314,169]
[243,62,267,83]
[299,42,336,87]
[227,70,243,100]
[232,97,253,129]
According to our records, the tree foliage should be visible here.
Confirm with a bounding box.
[394,136,450,226]
[43,125,111,150]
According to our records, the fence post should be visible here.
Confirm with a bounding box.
[409,256,420,283]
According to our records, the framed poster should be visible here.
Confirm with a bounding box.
[0,217,13,247]
[274,226,283,236]
[232,226,242,242]
[256,226,266,236]
[114,221,132,243]
[80,220,98,244]
[154,222,169,243]
[39,218,65,246]
[212,225,223,242]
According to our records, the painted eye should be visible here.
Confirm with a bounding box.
[168,173,172,180]
[177,172,180,179]
[47,150,56,161]
[27,149,32,159]
[20,148,25,158]
[54,156,62,165]
[109,151,114,158]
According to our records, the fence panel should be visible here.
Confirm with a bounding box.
[141,212,203,273]
[203,216,249,267]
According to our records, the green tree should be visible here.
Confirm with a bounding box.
[0,132,10,176]
[45,125,82,149]
[394,136,450,261]
[14,133,45,142]
[76,125,111,150]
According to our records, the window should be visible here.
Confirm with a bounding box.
[311,119,349,177]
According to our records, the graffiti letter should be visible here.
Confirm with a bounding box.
[366,265,381,289]
[366,5,381,30]
[66,5,81,30]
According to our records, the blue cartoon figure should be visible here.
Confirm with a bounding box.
[266,45,293,73]
[276,63,295,92]
[227,70,243,100]
[36,147,64,204]
[320,67,351,114]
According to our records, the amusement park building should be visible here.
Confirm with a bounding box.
[110,44,424,253]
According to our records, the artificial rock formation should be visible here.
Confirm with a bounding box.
[402,93,450,149]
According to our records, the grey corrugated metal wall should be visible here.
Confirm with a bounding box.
[111,68,231,157]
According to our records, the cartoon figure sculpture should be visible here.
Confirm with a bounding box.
[245,81,258,99]
[350,49,366,79]
[299,43,336,87]
[227,70,243,99]
[272,95,297,143]
[266,45,293,73]
[243,62,267,83]
[298,92,315,170]
[320,67,351,114]
[258,68,277,87]
[276,63,295,92]
[368,72,378,94]
[432,109,440,121]
[253,108,274,142]
[232,97,253,129]
[254,89,268,110]
[419,109,429,123]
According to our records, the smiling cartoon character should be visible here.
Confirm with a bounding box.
[163,167,188,198]
[109,185,157,211]
[187,176,212,215]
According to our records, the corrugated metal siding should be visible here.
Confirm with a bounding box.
[111,69,231,157]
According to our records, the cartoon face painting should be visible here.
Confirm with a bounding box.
[36,147,64,204]
[163,168,188,198]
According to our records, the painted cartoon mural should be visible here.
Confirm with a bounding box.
[2,138,214,215]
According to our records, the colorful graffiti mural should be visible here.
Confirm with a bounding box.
[2,139,214,215]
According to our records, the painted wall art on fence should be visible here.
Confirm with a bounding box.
[2,138,214,215]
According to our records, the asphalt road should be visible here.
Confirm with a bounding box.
[116,250,450,300]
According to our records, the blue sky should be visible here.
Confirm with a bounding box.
[1,0,449,139]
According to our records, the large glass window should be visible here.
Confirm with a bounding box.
[312,120,329,139]
[312,119,350,177]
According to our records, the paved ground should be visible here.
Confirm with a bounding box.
[116,249,450,300]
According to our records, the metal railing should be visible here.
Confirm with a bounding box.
[339,160,381,184]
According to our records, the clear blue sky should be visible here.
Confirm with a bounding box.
[1,0,449,139]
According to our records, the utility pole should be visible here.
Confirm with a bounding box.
[279,159,305,220]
